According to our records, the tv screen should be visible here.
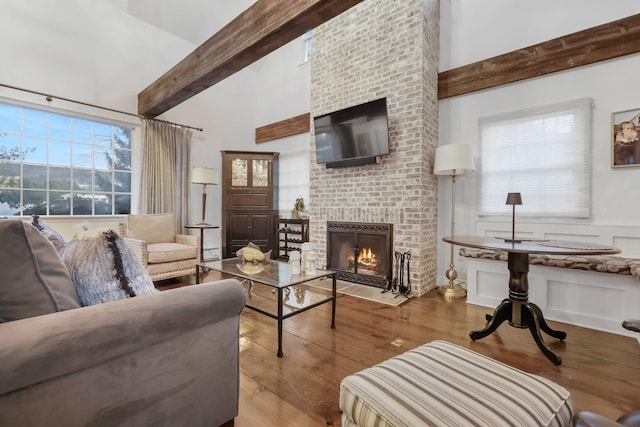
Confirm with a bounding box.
[313,98,389,166]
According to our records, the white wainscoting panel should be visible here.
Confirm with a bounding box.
[466,258,640,338]
[468,264,508,307]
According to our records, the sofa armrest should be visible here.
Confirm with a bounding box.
[0,279,246,396]
[122,236,148,266]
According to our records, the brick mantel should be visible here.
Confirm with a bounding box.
[309,0,439,296]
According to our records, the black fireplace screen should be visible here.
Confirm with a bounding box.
[326,221,393,288]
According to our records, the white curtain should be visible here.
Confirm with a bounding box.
[139,119,192,232]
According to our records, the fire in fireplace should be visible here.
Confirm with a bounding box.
[326,221,393,288]
[347,247,380,274]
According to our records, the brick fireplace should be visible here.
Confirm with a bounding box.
[308,0,439,296]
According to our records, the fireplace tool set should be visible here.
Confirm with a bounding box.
[383,250,411,297]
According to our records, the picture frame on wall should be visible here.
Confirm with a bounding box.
[612,107,640,168]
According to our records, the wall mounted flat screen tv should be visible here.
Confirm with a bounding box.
[313,98,389,168]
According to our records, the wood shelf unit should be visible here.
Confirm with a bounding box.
[276,218,309,260]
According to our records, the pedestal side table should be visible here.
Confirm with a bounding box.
[185,224,219,276]
[443,235,620,365]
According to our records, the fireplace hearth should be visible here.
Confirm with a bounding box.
[326,221,393,288]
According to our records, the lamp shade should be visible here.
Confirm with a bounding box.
[506,192,522,205]
[192,167,218,185]
[434,144,475,176]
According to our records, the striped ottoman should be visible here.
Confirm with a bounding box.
[339,340,573,427]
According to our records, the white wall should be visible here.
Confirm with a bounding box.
[9,0,635,284]
[438,0,640,281]
[0,0,311,258]
[0,1,196,114]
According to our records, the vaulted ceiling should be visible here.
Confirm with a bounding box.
[123,0,255,45]
[117,2,640,120]
[132,0,365,117]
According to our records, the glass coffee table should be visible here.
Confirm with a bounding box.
[199,258,337,357]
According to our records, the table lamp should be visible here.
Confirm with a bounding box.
[434,144,475,299]
[192,167,218,226]
[505,192,522,243]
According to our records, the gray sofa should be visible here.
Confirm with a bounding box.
[0,219,246,426]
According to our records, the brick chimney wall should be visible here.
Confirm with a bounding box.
[309,0,439,295]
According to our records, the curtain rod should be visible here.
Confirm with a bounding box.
[0,82,203,132]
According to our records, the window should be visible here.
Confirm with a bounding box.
[0,102,133,216]
[479,98,592,220]
[301,30,312,63]
[278,148,309,214]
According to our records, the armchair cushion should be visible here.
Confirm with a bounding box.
[62,229,158,306]
[126,213,175,244]
[147,242,198,264]
[0,220,80,322]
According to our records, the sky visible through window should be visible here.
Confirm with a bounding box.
[0,103,133,216]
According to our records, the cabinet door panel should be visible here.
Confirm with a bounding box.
[252,159,270,187]
[231,158,248,186]
[227,213,251,257]
[250,214,271,241]
[229,213,250,242]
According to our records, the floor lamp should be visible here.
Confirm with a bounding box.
[192,167,218,226]
[434,144,475,299]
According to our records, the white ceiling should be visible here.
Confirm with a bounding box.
[123,0,256,45]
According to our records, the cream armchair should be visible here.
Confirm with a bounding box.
[119,213,200,282]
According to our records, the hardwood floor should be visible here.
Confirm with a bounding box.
[163,272,640,426]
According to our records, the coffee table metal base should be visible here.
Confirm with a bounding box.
[199,259,337,358]
[243,277,337,357]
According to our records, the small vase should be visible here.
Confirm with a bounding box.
[291,209,300,219]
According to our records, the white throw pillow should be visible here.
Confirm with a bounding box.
[62,229,158,306]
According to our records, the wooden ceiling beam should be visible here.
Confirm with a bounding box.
[138,0,365,117]
[256,113,310,144]
[439,14,640,99]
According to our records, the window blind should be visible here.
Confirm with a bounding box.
[478,98,592,219]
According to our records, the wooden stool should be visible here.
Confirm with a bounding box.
[340,340,573,427]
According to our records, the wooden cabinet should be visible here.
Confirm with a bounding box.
[276,218,309,260]
[221,151,278,258]
[227,211,273,257]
